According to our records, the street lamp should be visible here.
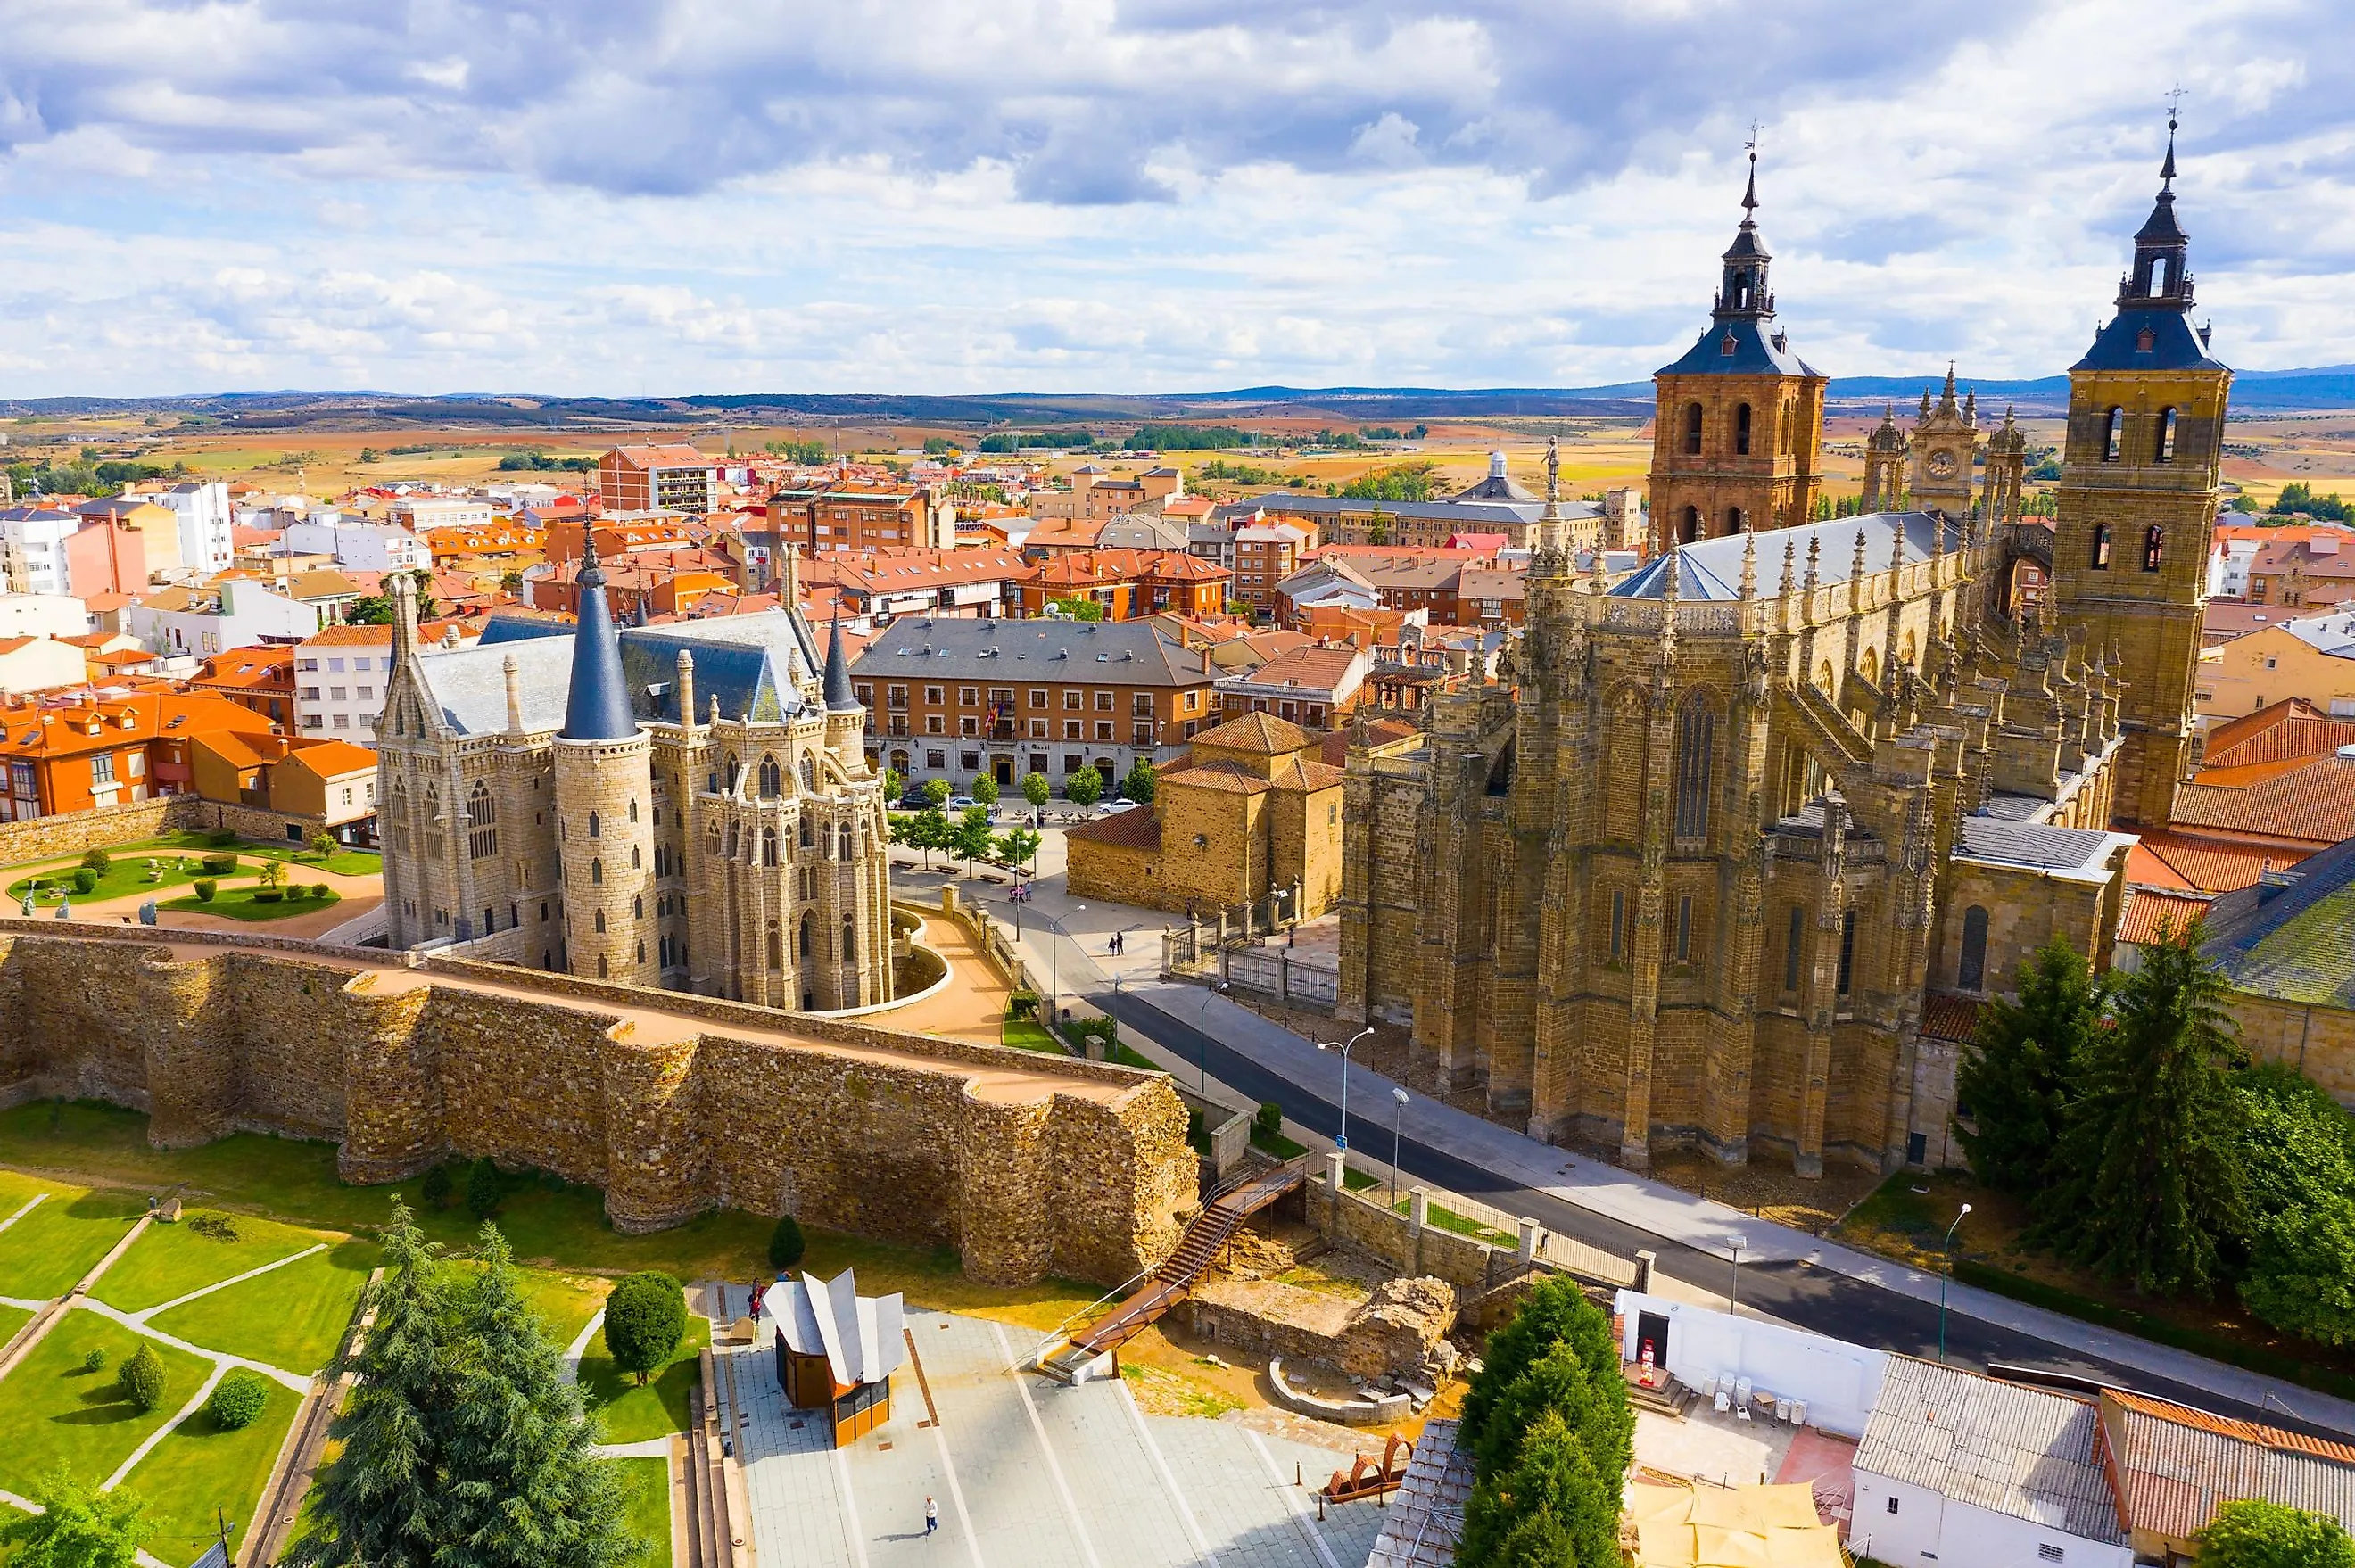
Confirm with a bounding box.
[1315,1027,1374,1151]
[1196,981,1229,1094]
[1727,1234,1747,1314]
[1938,1202,1973,1363]
[1389,1087,1409,1209]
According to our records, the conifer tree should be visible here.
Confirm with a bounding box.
[2037,922,2250,1296]
[286,1199,448,1568]
[439,1225,633,1568]
[1955,937,2105,1195]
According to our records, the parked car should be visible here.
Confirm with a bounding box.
[1100,798,1144,814]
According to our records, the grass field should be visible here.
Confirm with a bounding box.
[0,1180,145,1300]
[120,832,381,877]
[608,1456,672,1568]
[149,1241,375,1375]
[4,857,216,905]
[159,883,342,921]
[999,1018,1064,1054]
[0,1302,31,1348]
[0,1310,211,1497]
[91,1211,321,1314]
[580,1315,712,1444]
[122,1378,301,1567]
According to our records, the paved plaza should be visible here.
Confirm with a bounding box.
[711,1288,1389,1568]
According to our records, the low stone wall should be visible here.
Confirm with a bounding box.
[0,925,1193,1289]
[1317,1169,1636,1298]
[1181,1275,1455,1383]
[0,795,327,871]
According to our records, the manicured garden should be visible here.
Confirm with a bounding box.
[120,1376,301,1566]
[149,1241,376,1375]
[158,879,342,920]
[0,1310,211,1497]
[119,829,381,878]
[90,1209,318,1314]
[607,1456,672,1568]
[0,1176,145,1300]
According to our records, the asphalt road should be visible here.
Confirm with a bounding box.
[1066,958,2354,1441]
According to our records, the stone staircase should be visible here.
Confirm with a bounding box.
[1624,1370,1698,1421]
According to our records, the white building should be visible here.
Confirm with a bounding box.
[126,579,319,658]
[1852,1357,2132,1568]
[148,481,235,575]
[0,507,82,596]
[281,519,431,573]
[0,593,91,639]
[1612,1290,1887,1437]
[293,620,478,739]
[390,494,495,531]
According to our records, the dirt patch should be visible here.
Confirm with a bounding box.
[1645,1145,1880,1236]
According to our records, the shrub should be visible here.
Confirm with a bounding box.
[2197,1498,2355,1568]
[420,1163,453,1210]
[70,868,97,895]
[464,1157,502,1220]
[206,829,236,847]
[193,879,217,903]
[208,1369,269,1431]
[603,1272,689,1384]
[81,1348,107,1374]
[1257,1101,1284,1138]
[313,882,331,899]
[768,1214,806,1273]
[1007,989,1039,1021]
[201,854,237,876]
[253,889,285,904]
[309,830,336,859]
[80,848,112,875]
[117,1343,166,1413]
[189,1211,241,1242]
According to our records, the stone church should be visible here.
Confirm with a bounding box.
[376,546,896,1011]
[1336,132,2226,1176]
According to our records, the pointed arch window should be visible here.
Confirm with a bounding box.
[724,821,740,860]
[424,786,443,862]
[588,811,601,838]
[635,939,645,964]
[632,844,640,868]
[467,781,498,860]
[1959,905,1989,992]
[628,797,639,823]
[1734,402,1753,456]
[801,755,816,791]
[2103,407,2124,462]
[2091,523,2112,570]
[1783,904,1805,992]
[633,895,642,919]
[767,920,782,969]
[1675,895,1694,962]
[758,755,781,797]
[1682,506,1701,545]
[842,916,856,961]
[798,914,814,959]
[391,779,411,855]
[1723,507,1744,538]
[2144,525,2166,573]
[762,828,779,867]
[838,824,854,862]
[799,818,814,848]
[598,954,608,978]
[2156,407,2177,462]
[1673,699,1715,842]
[594,909,606,932]
[1683,403,1704,456]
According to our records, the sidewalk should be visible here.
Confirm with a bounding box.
[946,858,2355,1440]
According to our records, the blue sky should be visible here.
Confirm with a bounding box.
[0,0,2348,398]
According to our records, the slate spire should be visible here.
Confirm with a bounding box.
[823,615,860,712]
[560,534,637,740]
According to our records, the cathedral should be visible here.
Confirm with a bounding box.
[376,546,897,1011]
[1336,130,2226,1176]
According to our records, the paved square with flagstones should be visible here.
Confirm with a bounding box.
[716,1293,1389,1568]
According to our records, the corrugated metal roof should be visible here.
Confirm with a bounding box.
[1368,1418,1473,1568]
[2107,1389,2355,1540]
[1855,1358,2125,1544]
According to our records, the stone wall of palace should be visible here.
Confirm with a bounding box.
[0,924,1193,1288]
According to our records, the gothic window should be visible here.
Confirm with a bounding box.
[599,954,608,978]
[588,811,600,838]
[758,755,781,797]
[1682,506,1702,544]
[1683,403,1704,456]
[391,779,410,854]
[725,754,740,792]
[2091,523,2112,571]
[1723,507,1744,538]
[767,921,782,969]
[762,828,778,867]
[2156,406,2177,462]
[594,909,606,932]
[424,786,443,861]
[1673,699,1715,842]
[629,797,639,823]
[1608,889,1625,959]
[799,914,813,959]
[636,940,645,964]
[842,917,855,959]
[2103,407,2123,462]
[1735,402,1753,457]
[801,755,816,791]
[1959,905,1989,992]
[839,824,854,861]
[467,781,497,860]
[2144,525,2166,573]
[1675,895,1693,962]
[1837,909,1857,996]
[725,821,740,860]
[706,822,721,860]
[591,859,603,884]
[799,818,814,848]
[633,895,642,918]
[1783,904,1805,992]
[632,845,640,869]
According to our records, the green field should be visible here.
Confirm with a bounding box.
[159,883,342,921]
[0,1310,211,1497]
[121,1378,301,1567]
[117,831,380,877]
[0,1182,145,1300]
[580,1313,711,1443]
[607,1456,672,1568]
[91,1212,320,1314]
[149,1242,375,1375]
[4,856,216,905]
[0,1302,31,1349]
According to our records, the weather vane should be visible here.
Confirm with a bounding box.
[1746,120,1762,160]
[2165,84,2187,128]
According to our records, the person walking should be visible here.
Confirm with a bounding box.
[924,1497,938,1537]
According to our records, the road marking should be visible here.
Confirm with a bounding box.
[832,1445,873,1568]
[0,1193,45,1235]
[1247,1427,1340,1568]
[136,1242,326,1318]
[989,1319,1102,1568]
[1115,1374,1222,1568]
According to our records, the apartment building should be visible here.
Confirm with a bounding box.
[769,480,954,556]
[1211,642,1372,730]
[60,517,147,598]
[2244,532,2355,609]
[391,494,498,532]
[193,646,297,727]
[293,619,479,740]
[74,497,184,574]
[1231,523,1312,610]
[599,445,718,514]
[2195,607,2355,722]
[0,507,81,596]
[1012,549,1232,620]
[145,481,236,574]
[801,547,1029,623]
[848,616,1216,788]
[282,517,431,572]
[0,688,278,821]
[126,579,318,658]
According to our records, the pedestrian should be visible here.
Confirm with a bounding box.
[924,1497,938,1536]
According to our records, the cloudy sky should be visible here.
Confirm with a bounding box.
[0,0,2347,398]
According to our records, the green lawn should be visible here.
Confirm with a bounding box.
[149,1241,375,1376]
[0,1311,211,1497]
[0,1302,31,1349]
[5,857,217,905]
[516,1269,613,1349]
[159,884,342,921]
[92,1211,321,1314]
[117,832,380,876]
[607,1456,672,1568]
[0,1184,146,1300]
[1250,1124,1309,1160]
[999,1018,1065,1054]
[120,1377,300,1567]
[580,1315,711,1443]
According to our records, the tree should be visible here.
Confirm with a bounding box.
[971,773,1000,809]
[1064,765,1103,813]
[116,1344,166,1414]
[2236,1066,2355,1345]
[906,808,949,869]
[921,777,952,809]
[1458,1411,1618,1568]
[344,594,395,625]
[2036,921,2250,1297]
[421,1163,454,1210]
[883,767,905,804]
[209,1368,269,1430]
[310,830,337,859]
[1048,596,1106,621]
[499,569,525,597]
[1020,772,1052,817]
[79,848,110,876]
[1455,1277,1630,1568]
[287,1200,450,1568]
[951,806,996,878]
[2198,1498,2355,1568]
[1461,1275,1616,1447]
[1955,937,2106,1195]
[996,827,1042,877]
[466,1157,504,1222]
[768,1214,806,1272]
[601,1273,687,1386]
[438,1226,633,1568]
[258,858,287,893]
[1119,758,1157,805]
[1,1466,153,1568]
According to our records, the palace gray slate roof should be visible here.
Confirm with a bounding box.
[1657,314,1823,378]
[560,548,638,741]
[849,616,1209,687]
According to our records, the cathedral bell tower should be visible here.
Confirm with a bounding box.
[1648,147,1829,553]
[1905,367,1981,521]
[2047,112,2228,829]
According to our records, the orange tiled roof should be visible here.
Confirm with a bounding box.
[2118,888,2215,945]
[1318,717,1418,768]
[1064,804,1163,848]
[1160,759,1275,795]
[1919,993,1980,1042]
[2201,697,2355,769]
[1190,712,1313,755]
[1268,756,1346,791]
[2134,831,2313,895]
[2171,755,2355,847]
[286,738,378,776]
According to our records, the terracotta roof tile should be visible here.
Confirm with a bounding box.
[1190,711,1313,754]
[1268,756,1346,791]
[1065,805,1164,847]
[1160,759,1274,795]
[2135,832,2313,895]
[2201,697,2355,770]
[1920,993,1980,1042]
[2118,889,2215,945]
[2172,756,2355,847]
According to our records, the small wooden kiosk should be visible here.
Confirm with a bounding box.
[767,1268,905,1448]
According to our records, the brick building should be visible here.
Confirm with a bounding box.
[768,480,954,558]
[598,445,718,515]
[1013,549,1231,620]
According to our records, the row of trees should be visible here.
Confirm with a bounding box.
[1957,928,2355,1342]
[893,805,1042,877]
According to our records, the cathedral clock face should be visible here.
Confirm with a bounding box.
[1928,450,1958,480]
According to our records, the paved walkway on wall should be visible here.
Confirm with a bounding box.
[721,1300,1386,1568]
[863,905,1013,1045]
[949,865,2355,1442]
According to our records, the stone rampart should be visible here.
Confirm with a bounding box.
[0,794,325,871]
[0,924,1192,1288]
